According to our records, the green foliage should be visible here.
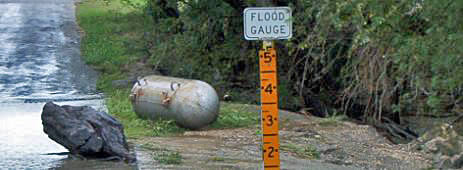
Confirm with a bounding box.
[78,0,186,138]
[76,0,263,135]
[143,0,256,96]
[331,0,463,118]
[319,114,348,127]
[141,143,183,164]
[281,143,320,160]
[156,151,182,165]
[209,103,259,129]
[82,0,463,125]
[77,0,146,73]
[105,89,185,137]
[281,0,462,119]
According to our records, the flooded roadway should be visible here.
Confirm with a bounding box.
[0,0,132,169]
[0,0,422,169]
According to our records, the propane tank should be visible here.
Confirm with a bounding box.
[130,75,219,129]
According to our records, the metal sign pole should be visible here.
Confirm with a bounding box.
[259,40,280,169]
[243,4,291,169]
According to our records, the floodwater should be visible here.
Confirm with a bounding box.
[0,0,133,169]
[0,0,422,169]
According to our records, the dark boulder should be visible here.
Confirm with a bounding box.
[41,102,135,163]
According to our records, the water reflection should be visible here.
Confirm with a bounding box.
[51,153,136,170]
[0,0,138,169]
[0,101,137,169]
[0,103,67,169]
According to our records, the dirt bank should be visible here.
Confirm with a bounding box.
[133,103,432,169]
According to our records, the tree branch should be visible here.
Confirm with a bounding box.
[222,0,246,11]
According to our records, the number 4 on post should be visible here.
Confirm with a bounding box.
[259,41,280,169]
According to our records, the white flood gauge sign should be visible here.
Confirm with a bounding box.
[243,7,292,40]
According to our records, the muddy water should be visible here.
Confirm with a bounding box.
[0,0,134,169]
[0,101,108,169]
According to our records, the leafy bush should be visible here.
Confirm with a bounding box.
[103,0,462,123]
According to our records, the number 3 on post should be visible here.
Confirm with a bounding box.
[259,43,280,169]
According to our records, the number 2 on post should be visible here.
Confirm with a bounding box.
[259,47,280,169]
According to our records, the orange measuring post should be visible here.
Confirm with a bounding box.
[243,6,292,169]
[259,41,280,169]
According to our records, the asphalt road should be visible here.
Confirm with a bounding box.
[0,0,120,169]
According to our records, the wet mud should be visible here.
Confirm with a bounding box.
[134,104,431,169]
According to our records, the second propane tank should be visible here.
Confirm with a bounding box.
[130,75,219,129]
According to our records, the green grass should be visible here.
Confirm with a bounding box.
[105,89,185,138]
[77,0,144,72]
[141,143,183,165]
[77,0,182,138]
[209,103,259,129]
[77,0,260,138]
[156,151,182,165]
[77,0,148,92]
[281,143,320,160]
[105,89,258,138]
[106,89,258,137]
[318,114,348,127]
